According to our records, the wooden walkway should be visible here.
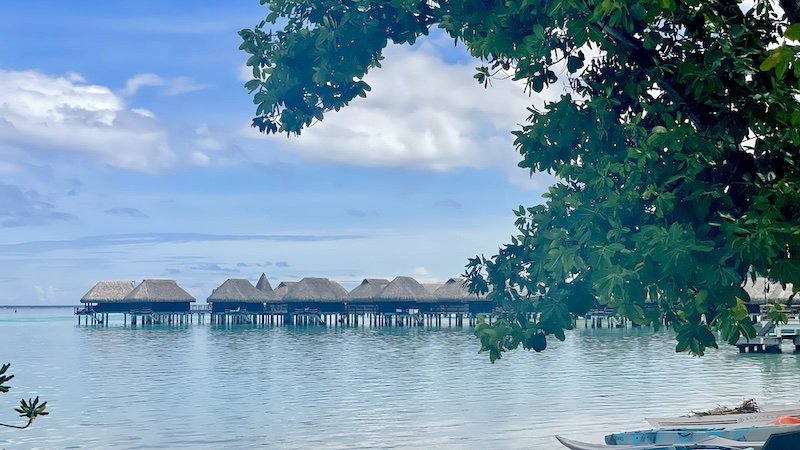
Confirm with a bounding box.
[76,305,491,328]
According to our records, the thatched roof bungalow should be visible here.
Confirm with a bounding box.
[431,277,472,302]
[283,277,350,312]
[373,276,431,312]
[255,273,275,297]
[81,281,135,304]
[348,278,390,303]
[273,281,297,300]
[86,279,195,313]
[208,278,270,313]
[422,283,443,295]
[429,277,490,313]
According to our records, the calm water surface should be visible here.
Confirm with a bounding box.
[2,307,800,449]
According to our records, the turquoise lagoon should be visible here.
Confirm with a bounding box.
[2,306,799,449]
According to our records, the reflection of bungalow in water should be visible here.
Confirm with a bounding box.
[207,278,270,313]
[430,277,491,313]
[373,276,430,313]
[80,281,135,312]
[282,277,350,313]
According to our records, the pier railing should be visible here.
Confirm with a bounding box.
[191,304,212,313]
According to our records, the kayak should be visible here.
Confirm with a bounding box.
[606,424,800,445]
[554,434,760,450]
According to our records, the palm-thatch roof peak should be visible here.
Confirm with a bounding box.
[432,277,484,302]
[283,277,350,303]
[349,278,390,300]
[208,278,270,303]
[272,281,297,300]
[81,280,135,303]
[255,273,275,296]
[375,276,431,302]
[124,279,195,303]
[422,283,443,294]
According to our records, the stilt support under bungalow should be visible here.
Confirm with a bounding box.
[75,306,498,329]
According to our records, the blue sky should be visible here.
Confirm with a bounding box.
[0,1,556,304]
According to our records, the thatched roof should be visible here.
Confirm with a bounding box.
[255,273,275,297]
[81,280,135,303]
[744,277,797,305]
[374,276,431,302]
[422,283,442,294]
[282,277,350,303]
[123,279,196,303]
[432,277,484,302]
[273,281,297,300]
[349,278,390,300]
[208,278,270,303]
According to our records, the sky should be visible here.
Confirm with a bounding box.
[0,0,559,304]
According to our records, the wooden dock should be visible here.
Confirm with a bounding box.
[735,306,800,353]
[76,304,490,329]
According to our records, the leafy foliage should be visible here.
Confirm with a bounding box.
[241,0,800,360]
[0,363,48,429]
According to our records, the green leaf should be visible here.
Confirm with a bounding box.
[760,51,783,71]
[786,23,800,41]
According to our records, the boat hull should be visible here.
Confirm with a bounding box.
[606,424,800,445]
[645,407,800,428]
[555,434,760,450]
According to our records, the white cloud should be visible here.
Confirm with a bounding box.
[190,151,211,166]
[239,64,254,83]
[194,125,226,151]
[0,69,175,172]
[33,284,65,302]
[122,73,208,96]
[241,42,561,187]
[412,266,430,276]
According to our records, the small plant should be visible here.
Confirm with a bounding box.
[0,363,48,429]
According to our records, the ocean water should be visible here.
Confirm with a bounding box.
[1,307,799,449]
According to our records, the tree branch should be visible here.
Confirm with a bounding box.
[0,417,33,429]
[781,0,800,23]
[598,23,706,130]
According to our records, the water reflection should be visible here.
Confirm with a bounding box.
[1,308,799,449]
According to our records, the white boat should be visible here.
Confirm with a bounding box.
[646,406,800,428]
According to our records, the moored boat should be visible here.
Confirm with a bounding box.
[645,406,800,429]
[557,423,800,450]
[555,434,759,450]
[605,424,800,445]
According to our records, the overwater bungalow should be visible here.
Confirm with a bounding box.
[120,279,196,313]
[282,277,350,313]
[431,277,490,313]
[255,273,275,297]
[207,278,270,313]
[80,280,136,312]
[347,278,390,313]
[373,276,431,313]
[272,281,297,300]
[422,283,442,295]
[349,278,390,302]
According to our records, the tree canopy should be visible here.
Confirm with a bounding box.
[240,0,800,360]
